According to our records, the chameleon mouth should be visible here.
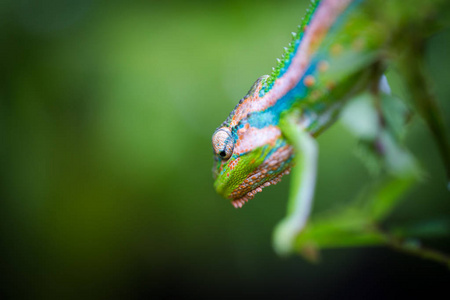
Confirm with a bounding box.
[231,168,291,208]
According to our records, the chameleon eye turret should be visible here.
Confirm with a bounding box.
[212,127,234,160]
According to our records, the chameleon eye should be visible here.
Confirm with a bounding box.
[212,127,234,160]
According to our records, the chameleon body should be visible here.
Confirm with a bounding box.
[213,0,382,207]
[212,0,449,254]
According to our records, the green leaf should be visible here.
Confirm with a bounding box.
[365,175,417,221]
[294,208,386,261]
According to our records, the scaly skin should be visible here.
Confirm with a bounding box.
[212,0,447,208]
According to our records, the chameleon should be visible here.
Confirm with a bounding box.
[212,0,449,255]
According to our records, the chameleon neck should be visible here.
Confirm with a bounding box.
[243,0,357,135]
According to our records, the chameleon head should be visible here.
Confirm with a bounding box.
[212,125,293,208]
[212,77,294,208]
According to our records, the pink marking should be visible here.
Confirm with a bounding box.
[234,126,281,155]
[229,83,264,128]
[229,0,352,127]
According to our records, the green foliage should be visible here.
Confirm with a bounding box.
[286,0,450,264]
[267,0,449,264]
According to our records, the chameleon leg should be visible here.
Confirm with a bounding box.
[273,110,318,256]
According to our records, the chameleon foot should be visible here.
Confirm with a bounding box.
[273,217,303,256]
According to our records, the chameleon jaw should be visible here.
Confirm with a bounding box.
[231,168,291,208]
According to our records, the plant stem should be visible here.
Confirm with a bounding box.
[378,228,450,267]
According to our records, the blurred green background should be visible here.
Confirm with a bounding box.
[1,0,449,298]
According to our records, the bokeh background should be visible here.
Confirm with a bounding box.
[1,0,450,298]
